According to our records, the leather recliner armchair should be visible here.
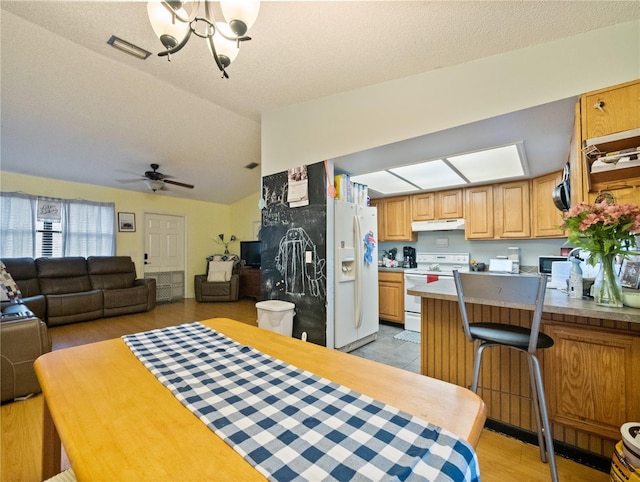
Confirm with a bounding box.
[1,304,51,403]
[194,255,240,302]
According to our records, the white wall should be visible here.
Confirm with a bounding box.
[261,20,640,175]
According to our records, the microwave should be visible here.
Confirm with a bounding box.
[538,256,567,275]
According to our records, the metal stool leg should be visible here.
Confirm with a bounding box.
[529,354,558,482]
[527,356,547,463]
[470,342,488,393]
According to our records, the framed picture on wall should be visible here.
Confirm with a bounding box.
[118,212,136,232]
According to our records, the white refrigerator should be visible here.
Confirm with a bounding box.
[334,200,379,352]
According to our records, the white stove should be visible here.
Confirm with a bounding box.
[405,253,470,276]
[403,253,469,332]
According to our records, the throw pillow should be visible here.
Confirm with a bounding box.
[207,260,234,282]
[207,271,226,282]
[0,261,22,302]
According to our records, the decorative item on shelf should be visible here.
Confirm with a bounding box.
[147,0,260,78]
[562,201,640,307]
[215,233,237,254]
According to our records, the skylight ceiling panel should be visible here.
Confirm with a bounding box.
[390,160,466,190]
[351,171,418,195]
[447,144,524,183]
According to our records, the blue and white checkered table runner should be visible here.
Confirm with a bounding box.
[123,322,480,481]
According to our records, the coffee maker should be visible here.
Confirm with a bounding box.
[403,246,417,268]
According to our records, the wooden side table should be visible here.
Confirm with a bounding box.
[239,267,262,300]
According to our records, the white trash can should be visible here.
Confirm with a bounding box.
[256,300,295,336]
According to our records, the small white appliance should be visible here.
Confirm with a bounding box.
[489,258,515,273]
[403,253,470,332]
[334,200,379,352]
[547,261,571,290]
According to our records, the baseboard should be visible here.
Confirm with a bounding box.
[484,419,611,473]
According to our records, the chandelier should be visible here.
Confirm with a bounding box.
[147,0,260,78]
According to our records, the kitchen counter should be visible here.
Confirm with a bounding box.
[410,275,640,462]
[407,276,640,323]
[377,266,407,272]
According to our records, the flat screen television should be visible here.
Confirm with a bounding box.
[240,241,261,268]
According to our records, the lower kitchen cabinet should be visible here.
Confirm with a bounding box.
[544,324,640,441]
[419,297,640,459]
[378,271,404,324]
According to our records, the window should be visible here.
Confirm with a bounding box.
[0,193,116,258]
[36,219,63,258]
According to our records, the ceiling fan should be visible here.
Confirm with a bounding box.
[136,164,195,192]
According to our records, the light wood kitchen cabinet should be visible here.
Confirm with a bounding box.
[583,79,640,139]
[580,79,640,205]
[544,324,640,441]
[372,196,416,242]
[420,295,640,459]
[493,181,530,238]
[412,189,463,221]
[531,171,566,238]
[464,186,494,239]
[411,192,435,221]
[465,182,531,239]
[436,189,464,219]
[378,270,404,324]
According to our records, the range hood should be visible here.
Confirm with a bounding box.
[411,218,465,232]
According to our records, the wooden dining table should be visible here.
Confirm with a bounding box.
[35,318,487,481]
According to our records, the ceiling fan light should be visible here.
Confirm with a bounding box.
[147,1,190,48]
[209,22,240,65]
[220,0,260,35]
[144,179,164,192]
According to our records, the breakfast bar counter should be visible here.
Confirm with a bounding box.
[408,277,640,462]
[408,277,640,323]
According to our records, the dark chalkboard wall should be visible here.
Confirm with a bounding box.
[260,161,327,345]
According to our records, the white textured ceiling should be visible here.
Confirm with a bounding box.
[1,1,639,203]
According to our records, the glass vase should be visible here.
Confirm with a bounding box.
[593,253,623,308]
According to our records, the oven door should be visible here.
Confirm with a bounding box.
[404,273,425,315]
[404,273,453,332]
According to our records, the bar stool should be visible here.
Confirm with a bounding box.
[453,271,558,482]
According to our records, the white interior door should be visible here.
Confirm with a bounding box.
[144,213,185,273]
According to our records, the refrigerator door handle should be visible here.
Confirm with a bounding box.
[354,211,363,329]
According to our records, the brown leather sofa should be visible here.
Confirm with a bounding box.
[0,258,46,320]
[0,256,156,327]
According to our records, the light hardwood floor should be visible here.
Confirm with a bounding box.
[1,298,608,482]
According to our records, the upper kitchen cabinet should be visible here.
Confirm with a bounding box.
[464,181,530,240]
[437,189,464,219]
[493,181,531,238]
[464,186,494,239]
[411,192,435,221]
[531,171,566,238]
[580,79,640,204]
[411,189,463,221]
[583,80,640,139]
[371,196,416,242]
